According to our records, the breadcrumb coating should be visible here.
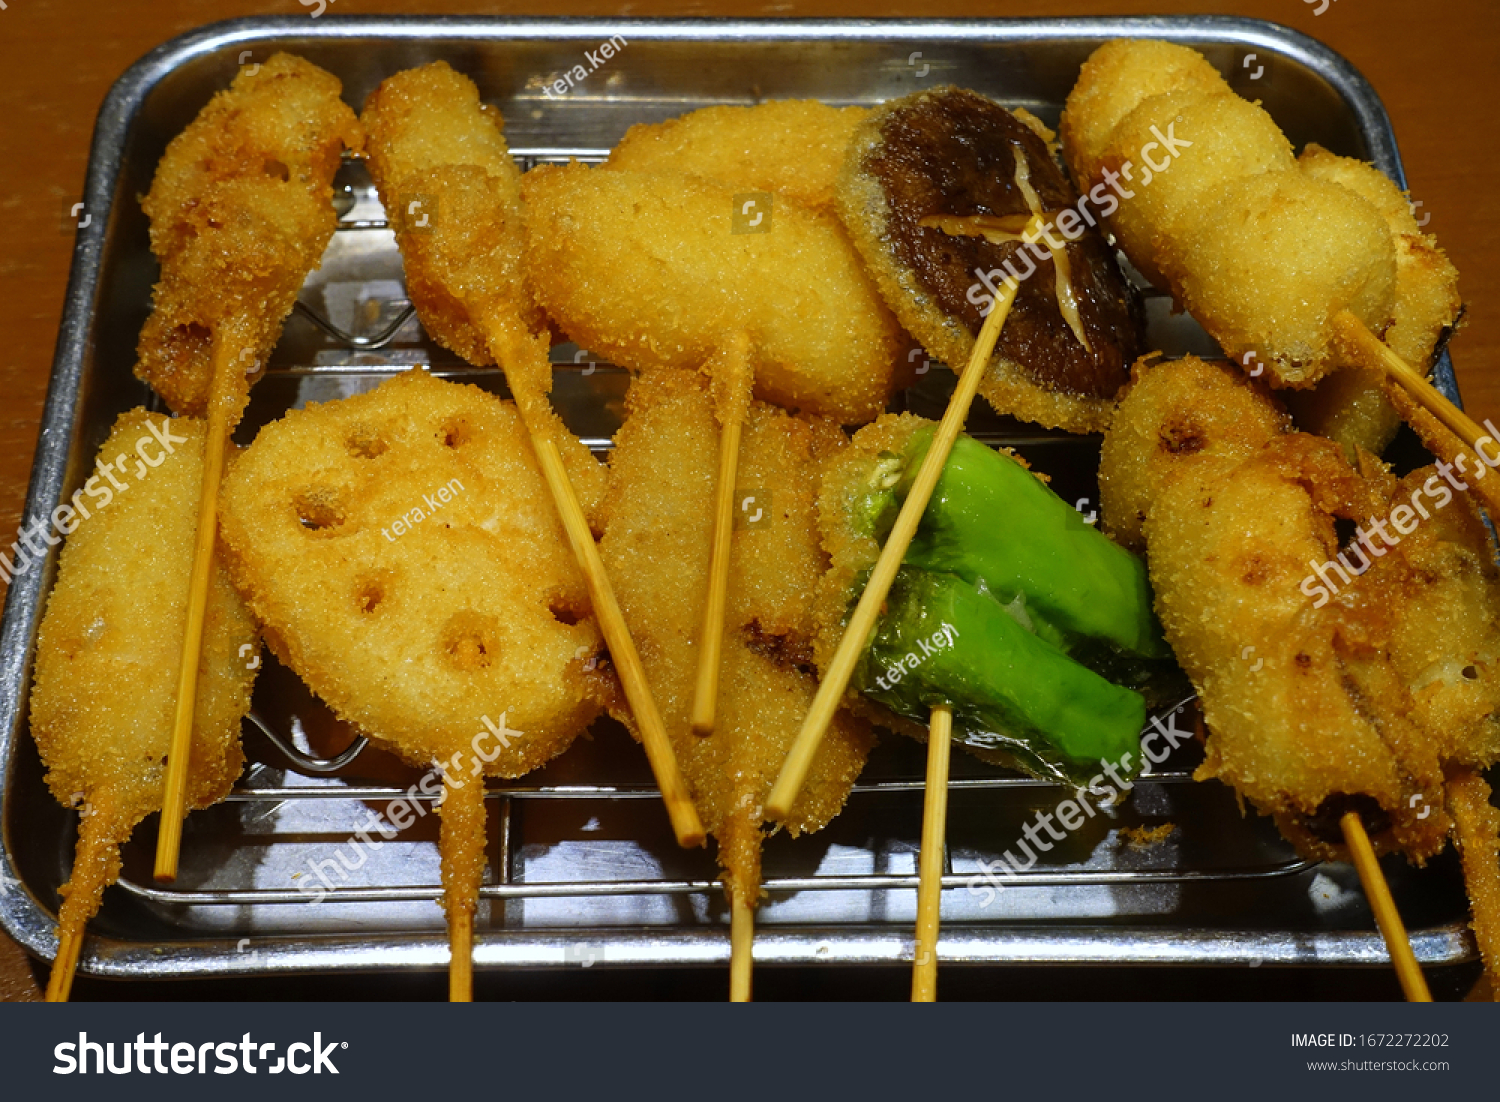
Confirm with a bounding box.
[31,410,258,968]
[607,100,869,212]
[135,54,361,416]
[598,368,872,903]
[522,162,905,424]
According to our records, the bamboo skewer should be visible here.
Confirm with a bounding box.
[693,336,753,737]
[450,909,474,1002]
[730,885,754,1002]
[1340,811,1432,1002]
[1332,310,1500,516]
[765,273,1024,821]
[912,705,953,1002]
[44,801,123,1002]
[483,317,705,848]
[154,332,239,882]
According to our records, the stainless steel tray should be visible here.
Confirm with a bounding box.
[0,15,1479,985]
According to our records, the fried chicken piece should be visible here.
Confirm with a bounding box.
[597,368,873,908]
[607,100,869,212]
[522,161,905,425]
[837,87,1144,433]
[1103,356,1500,867]
[135,54,362,417]
[361,61,544,374]
[30,410,259,999]
[218,370,607,976]
[1062,40,1409,390]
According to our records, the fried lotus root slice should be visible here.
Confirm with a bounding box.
[30,410,259,990]
[837,86,1144,434]
[361,60,544,365]
[522,162,906,425]
[218,369,607,777]
[607,100,870,212]
[135,54,362,417]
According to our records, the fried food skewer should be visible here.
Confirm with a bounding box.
[140,56,361,879]
[362,62,703,849]
[599,369,872,1002]
[1340,811,1432,1001]
[912,704,953,1002]
[219,370,611,1002]
[837,88,1144,433]
[33,411,260,1000]
[765,266,1022,822]
[692,335,753,737]
[1062,41,1485,507]
[1101,355,1500,998]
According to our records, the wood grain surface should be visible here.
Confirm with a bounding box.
[0,0,1494,1001]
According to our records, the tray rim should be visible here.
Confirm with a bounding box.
[0,13,1473,983]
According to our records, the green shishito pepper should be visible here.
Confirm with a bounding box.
[857,567,1146,786]
[866,426,1168,661]
[846,426,1171,787]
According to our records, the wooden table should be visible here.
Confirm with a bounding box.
[1,0,1494,1002]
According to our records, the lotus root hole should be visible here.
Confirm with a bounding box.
[549,600,584,626]
[293,487,346,534]
[355,574,391,614]
[439,611,500,671]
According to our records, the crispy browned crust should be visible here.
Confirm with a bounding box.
[522,161,906,424]
[219,369,606,779]
[598,368,873,904]
[31,411,260,957]
[1105,356,1500,864]
[134,54,362,416]
[361,61,544,366]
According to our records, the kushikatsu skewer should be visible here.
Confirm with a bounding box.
[140,56,361,881]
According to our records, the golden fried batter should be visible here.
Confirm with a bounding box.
[218,371,608,957]
[1098,354,1290,552]
[31,410,259,996]
[597,369,872,904]
[1288,145,1463,457]
[219,370,605,777]
[1061,40,1401,389]
[135,54,361,417]
[362,61,544,370]
[1059,37,1231,193]
[1104,357,1500,865]
[522,162,905,425]
[607,100,869,211]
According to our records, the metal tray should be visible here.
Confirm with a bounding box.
[0,15,1479,986]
